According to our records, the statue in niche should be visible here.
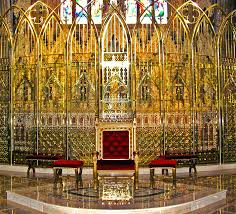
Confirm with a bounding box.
[80,86,87,101]
[211,89,216,104]
[118,84,127,99]
[176,84,184,104]
[174,72,185,104]
[23,82,29,101]
[43,84,53,106]
[79,69,88,101]
[200,84,206,104]
[49,85,53,100]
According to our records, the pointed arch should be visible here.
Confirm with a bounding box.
[0,16,12,60]
[192,4,225,160]
[39,3,67,54]
[13,9,37,104]
[10,6,38,164]
[100,11,132,120]
[37,3,67,155]
[0,16,12,163]
[162,1,194,155]
[0,16,13,47]
[68,4,98,110]
[66,2,98,163]
[1,0,236,166]
[131,5,162,163]
[101,11,131,57]
[217,10,236,163]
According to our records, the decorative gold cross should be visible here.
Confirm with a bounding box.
[182,3,200,24]
[30,4,48,25]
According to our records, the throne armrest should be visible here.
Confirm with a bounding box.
[133,151,139,189]
[133,151,139,163]
[93,151,99,178]
[133,151,139,171]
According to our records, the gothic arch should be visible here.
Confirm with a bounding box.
[192,4,223,160]
[10,6,38,164]
[217,10,236,163]
[35,2,67,155]
[0,16,12,163]
[0,0,235,166]
[131,2,163,163]
[100,11,132,120]
[162,1,193,154]
[66,2,99,161]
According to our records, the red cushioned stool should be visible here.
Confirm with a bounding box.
[53,160,84,189]
[148,159,177,188]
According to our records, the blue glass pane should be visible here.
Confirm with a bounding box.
[61,0,72,24]
[76,0,88,24]
[126,0,137,24]
[155,0,168,24]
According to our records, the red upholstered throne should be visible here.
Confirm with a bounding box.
[93,130,138,189]
[102,131,130,159]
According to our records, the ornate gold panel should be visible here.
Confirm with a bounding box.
[68,127,96,166]
[0,18,10,163]
[0,1,235,165]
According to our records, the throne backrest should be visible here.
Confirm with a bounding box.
[102,130,130,160]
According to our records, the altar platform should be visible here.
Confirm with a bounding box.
[5,172,228,214]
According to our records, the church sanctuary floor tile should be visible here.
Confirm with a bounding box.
[0,170,235,213]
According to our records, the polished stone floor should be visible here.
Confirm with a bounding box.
[0,169,236,213]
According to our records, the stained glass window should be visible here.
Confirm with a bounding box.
[110,0,117,5]
[125,0,137,24]
[75,0,87,24]
[140,0,152,24]
[61,0,72,24]
[91,0,103,24]
[155,0,168,24]
[61,0,167,25]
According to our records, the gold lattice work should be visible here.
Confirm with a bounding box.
[0,1,235,165]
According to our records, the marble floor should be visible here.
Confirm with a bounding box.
[0,169,235,213]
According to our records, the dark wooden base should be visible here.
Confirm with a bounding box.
[53,167,83,190]
[150,167,176,189]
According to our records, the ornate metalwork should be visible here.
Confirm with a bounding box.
[0,1,235,166]
[218,10,236,163]
[136,113,162,164]
[221,58,236,162]
[0,3,10,165]
[29,2,49,25]
[12,9,37,163]
[100,13,132,121]
[39,127,65,154]
[193,6,219,163]
[180,1,201,24]
[0,20,10,163]
[99,177,134,201]
[68,127,96,165]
